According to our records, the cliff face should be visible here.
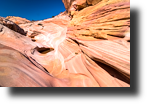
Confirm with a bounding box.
[0,0,130,87]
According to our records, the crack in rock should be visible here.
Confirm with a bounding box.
[0,27,4,32]
[0,25,4,32]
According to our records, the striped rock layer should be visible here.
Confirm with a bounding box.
[0,0,130,87]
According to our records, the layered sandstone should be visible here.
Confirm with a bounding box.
[66,0,130,39]
[0,0,130,87]
[0,17,27,35]
[6,16,30,24]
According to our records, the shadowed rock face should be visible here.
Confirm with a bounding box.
[0,0,130,87]
[0,17,27,35]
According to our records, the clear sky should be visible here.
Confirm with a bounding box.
[0,0,66,21]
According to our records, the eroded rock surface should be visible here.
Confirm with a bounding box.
[0,0,130,87]
[0,17,27,35]
[6,16,30,24]
[67,1,130,39]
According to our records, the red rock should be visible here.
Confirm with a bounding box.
[0,17,27,35]
[6,16,30,24]
[68,1,130,39]
[0,0,130,87]
[0,44,69,87]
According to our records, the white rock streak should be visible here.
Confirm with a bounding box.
[34,24,67,71]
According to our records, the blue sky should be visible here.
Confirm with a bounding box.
[0,0,66,21]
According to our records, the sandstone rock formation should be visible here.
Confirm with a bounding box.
[0,17,27,35]
[6,16,30,24]
[0,0,130,87]
[66,0,130,39]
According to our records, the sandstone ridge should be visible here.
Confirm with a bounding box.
[0,0,130,87]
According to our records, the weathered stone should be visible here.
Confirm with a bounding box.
[0,0,130,87]
[87,0,102,5]
[68,1,130,39]
[6,16,30,24]
[0,17,27,35]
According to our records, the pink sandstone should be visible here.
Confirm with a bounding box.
[0,0,130,87]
